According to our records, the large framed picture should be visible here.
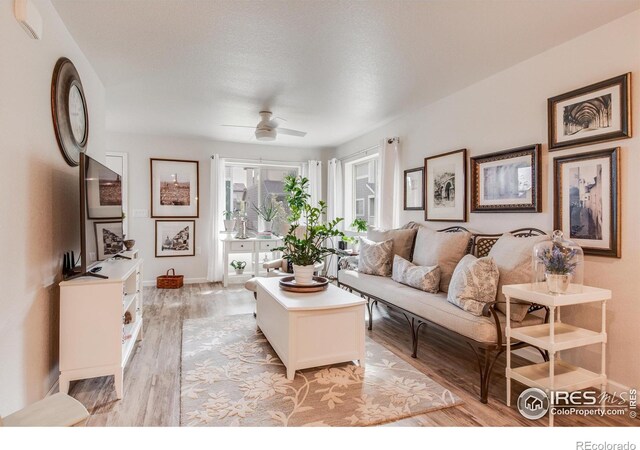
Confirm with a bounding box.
[94,221,124,261]
[404,167,424,210]
[424,149,467,222]
[548,73,631,151]
[155,220,196,257]
[150,158,199,218]
[470,144,541,213]
[553,147,620,257]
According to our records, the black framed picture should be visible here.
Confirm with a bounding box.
[424,149,467,222]
[548,73,631,151]
[470,144,541,213]
[150,158,199,218]
[404,167,424,210]
[94,221,124,261]
[155,220,196,257]
[554,147,620,257]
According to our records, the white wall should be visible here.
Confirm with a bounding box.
[0,0,107,415]
[333,11,640,390]
[107,132,328,283]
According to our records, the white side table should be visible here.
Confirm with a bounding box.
[221,235,282,287]
[503,283,611,426]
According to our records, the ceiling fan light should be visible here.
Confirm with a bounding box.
[255,128,276,141]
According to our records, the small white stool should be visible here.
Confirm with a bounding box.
[1,393,89,427]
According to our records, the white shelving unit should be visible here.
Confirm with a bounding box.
[221,234,282,287]
[59,257,144,399]
[504,283,611,426]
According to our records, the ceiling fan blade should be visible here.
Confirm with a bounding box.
[221,124,256,129]
[277,127,307,137]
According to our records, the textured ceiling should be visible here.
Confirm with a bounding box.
[52,0,640,148]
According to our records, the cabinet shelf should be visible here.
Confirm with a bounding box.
[509,360,605,392]
[123,292,138,312]
[122,319,143,367]
[510,322,605,352]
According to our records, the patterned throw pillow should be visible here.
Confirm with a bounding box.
[447,255,500,317]
[391,255,440,293]
[358,238,393,276]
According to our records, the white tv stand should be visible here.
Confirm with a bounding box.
[59,256,144,399]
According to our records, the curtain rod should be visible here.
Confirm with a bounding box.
[337,143,381,162]
[213,156,307,166]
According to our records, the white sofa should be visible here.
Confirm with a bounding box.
[337,223,549,403]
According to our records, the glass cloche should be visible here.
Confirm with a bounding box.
[532,230,584,294]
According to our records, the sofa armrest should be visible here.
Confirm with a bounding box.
[263,258,285,271]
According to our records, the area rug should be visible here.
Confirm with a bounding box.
[180,314,462,426]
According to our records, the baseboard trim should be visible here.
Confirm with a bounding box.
[142,277,208,287]
[514,347,630,395]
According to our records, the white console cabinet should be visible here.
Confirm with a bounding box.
[59,258,144,399]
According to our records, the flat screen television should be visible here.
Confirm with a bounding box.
[77,153,125,276]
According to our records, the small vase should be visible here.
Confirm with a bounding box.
[235,268,244,275]
[545,272,570,294]
[292,264,315,285]
[224,219,236,232]
[263,220,273,233]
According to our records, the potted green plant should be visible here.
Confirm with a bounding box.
[349,218,368,251]
[223,210,236,232]
[252,195,279,233]
[230,260,247,275]
[537,244,578,294]
[277,175,345,285]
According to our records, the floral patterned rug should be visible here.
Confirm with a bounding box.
[180,314,462,426]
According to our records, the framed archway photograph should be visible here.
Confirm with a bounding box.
[424,149,467,222]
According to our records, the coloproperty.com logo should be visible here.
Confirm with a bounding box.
[517,387,637,419]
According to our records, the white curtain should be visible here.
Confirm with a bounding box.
[303,160,322,207]
[207,154,226,282]
[378,137,401,229]
[326,158,343,277]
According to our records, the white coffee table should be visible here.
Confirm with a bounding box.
[255,277,366,380]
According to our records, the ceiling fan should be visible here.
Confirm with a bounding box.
[222,111,307,141]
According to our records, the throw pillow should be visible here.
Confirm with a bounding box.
[489,232,550,322]
[412,226,471,293]
[358,238,394,276]
[447,255,500,316]
[391,255,440,293]
[367,227,418,261]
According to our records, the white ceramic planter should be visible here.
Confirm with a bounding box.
[235,268,244,275]
[545,272,570,294]
[293,264,315,285]
[263,220,273,233]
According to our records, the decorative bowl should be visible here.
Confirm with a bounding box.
[123,239,136,250]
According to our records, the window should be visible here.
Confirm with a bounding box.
[344,152,380,230]
[224,162,300,234]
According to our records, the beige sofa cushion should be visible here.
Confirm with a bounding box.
[391,255,440,294]
[447,255,499,316]
[489,233,549,322]
[368,227,417,261]
[412,226,471,293]
[338,269,543,344]
[358,238,393,276]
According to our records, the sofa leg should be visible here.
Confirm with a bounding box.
[468,344,503,404]
[403,315,427,358]
[365,297,373,331]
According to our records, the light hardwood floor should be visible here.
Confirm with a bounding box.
[68,283,637,426]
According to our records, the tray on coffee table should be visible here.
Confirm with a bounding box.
[279,276,329,293]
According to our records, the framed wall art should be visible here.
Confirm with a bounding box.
[424,149,467,222]
[94,221,124,261]
[470,144,541,213]
[155,220,196,257]
[553,147,620,258]
[404,167,424,210]
[548,73,631,151]
[150,158,199,218]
